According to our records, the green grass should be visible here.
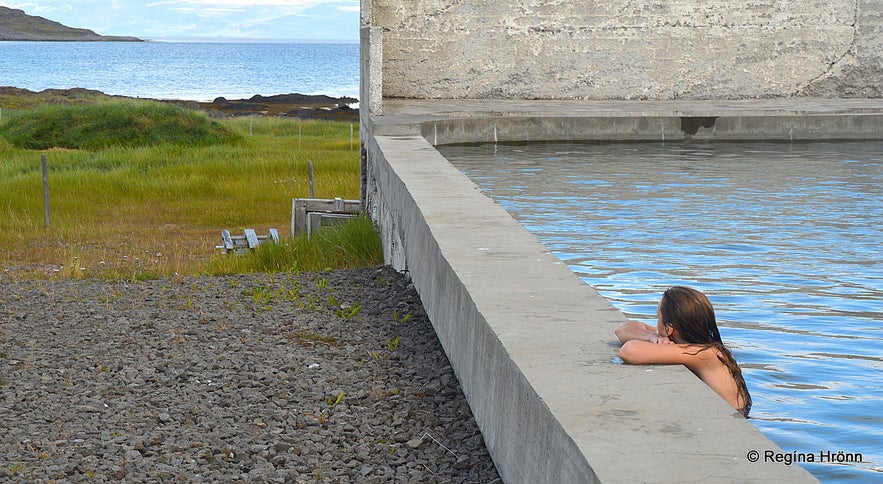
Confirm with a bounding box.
[0,100,239,150]
[0,101,376,279]
[209,215,383,274]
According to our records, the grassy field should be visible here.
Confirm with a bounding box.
[0,99,376,279]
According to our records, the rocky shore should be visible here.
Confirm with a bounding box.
[168,93,359,121]
[0,267,500,482]
[0,86,359,122]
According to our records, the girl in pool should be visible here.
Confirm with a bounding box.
[615,286,752,417]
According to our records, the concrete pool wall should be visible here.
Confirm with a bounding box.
[359,2,883,481]
[359,100,883,482]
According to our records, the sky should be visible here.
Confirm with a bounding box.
[1,0,360,41]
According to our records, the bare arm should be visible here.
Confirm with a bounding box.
[618,340,699,365]
[615,320,669,344]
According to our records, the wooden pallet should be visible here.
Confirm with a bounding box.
[217,228,280,254]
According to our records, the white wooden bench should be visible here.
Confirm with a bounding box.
[217,228,280,254]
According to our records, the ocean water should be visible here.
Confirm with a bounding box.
[0,40,359,101]
[440,141,883,483]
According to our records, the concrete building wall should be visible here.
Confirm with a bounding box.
[364,0,883,100]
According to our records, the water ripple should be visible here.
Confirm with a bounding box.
[442,140,883,483]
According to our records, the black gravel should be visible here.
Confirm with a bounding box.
[0,266,501,483]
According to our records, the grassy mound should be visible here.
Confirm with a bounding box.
[0,101,240,150]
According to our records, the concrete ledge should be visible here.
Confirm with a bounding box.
[372,98,883,142]
[361,101,836,482]
[417,114,883,144]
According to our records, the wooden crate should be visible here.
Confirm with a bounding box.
[291,197,361,237]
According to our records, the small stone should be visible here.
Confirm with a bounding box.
[124,449,144,464]
[272,442,289,453]
[107,466,127,480]
[406,437,423,449]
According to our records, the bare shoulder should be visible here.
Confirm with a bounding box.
[618,341,746,412]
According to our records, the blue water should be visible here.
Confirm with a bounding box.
[0,41,359,100]
[440,141,883,483]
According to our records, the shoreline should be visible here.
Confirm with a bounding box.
[0,86,359,121]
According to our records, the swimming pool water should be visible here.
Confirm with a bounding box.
[439,141,883,483]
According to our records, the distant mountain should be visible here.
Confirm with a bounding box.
[0,7,142,42]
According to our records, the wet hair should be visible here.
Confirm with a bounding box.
[660,286,752,417]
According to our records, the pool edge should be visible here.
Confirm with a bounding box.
[360,100,864,482]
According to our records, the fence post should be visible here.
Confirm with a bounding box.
[41,154,50,228]
[308,160,315,198]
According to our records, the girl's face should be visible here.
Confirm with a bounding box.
[656,303,670,337]
[657,299,680,342]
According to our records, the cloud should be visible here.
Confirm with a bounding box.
[1,0,359,39]
[156,0,349,7]
[0,2,40,12]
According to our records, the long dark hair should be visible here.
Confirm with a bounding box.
[660,286,752,417]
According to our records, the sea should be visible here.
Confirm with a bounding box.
[0,40,359,101]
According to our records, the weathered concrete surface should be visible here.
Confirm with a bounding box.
[359,100,858,483]
[366,0,883,99]
[372,98,883,141]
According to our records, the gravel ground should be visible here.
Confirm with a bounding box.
[0,266,501,483]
